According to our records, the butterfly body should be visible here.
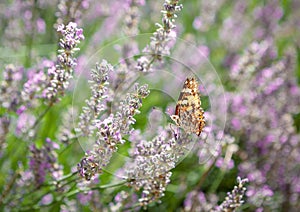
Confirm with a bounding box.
[171,77,205,136]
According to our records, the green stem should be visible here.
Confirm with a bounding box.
[58,134,82,155]
[26,180,128,210]
[57,171,78,183]
[12,172,78,207]
[90,180,127,191]
[196,157,217,190]
[122,203,141,211]
[57,178,78,190]
[146,56,156,70]
[65,180,128,199]
[0,171,19,205]
[32,104,52,129]
[209,170,225,193]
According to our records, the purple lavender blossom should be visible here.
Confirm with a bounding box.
[78,83,150,181]
[230,40,272,81]
[40,194,53,205]
[197,0,226,32]
[77,191,93,205]
[2,0,47,49]
[123,109,200,207]
[15,112,36,138]
[0,64,24,112]
[122,0,144,37]
[219,1,250,51]
[125,134,176,207]
[215,177,249,211]
[183,177,248,212]
[29,138,62,187]
[43,22,84,103]
[76,60,113,137]
[136,0,182,72]
[184,191,218,211]
[253,1,283,40]
[55,0,90,26]
[228,43,300,209]
[109,191,139,211]
[21,60,52,106]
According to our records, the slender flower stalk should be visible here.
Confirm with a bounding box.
[119,0,144,70]
[21,71,46,104]
[0,116,10,151]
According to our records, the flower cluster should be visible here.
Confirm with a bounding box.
[55,0,90,26]
[253,1,283,40]
[196,0,226,32]
[76,60,113,136]
[183,177,248,212]
[219,1,250,51]
[228,43,300,209]
[115,83,150,134]
[184,191,218,212]
[136,0,182,72]
[2,0,47,49]
[43,22,84,102]
[77,83,150,181]
[230,40,273,81]
[29,138,62,187]
[109,191,138,211]
[126,134,176,206]
[21,60,54,108]
[123,108,198,207]
[0,64,23,112]
[216,177,249,211]
[15,112,36,138]
[122,0,145,37]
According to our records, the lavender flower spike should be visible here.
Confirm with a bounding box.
[0,64,23,112]
[126,134,176,207]
[29,138,61,187]
[215,177,249,212]
[76,60,113,136]
[78,83,150,181]
[136,0,183,72]
[44,22,84,102]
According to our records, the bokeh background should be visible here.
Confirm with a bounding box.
[0,0,300,211]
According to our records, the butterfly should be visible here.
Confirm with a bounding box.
[170,77,205,136]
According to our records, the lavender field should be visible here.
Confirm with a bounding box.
[0,0,300,211]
